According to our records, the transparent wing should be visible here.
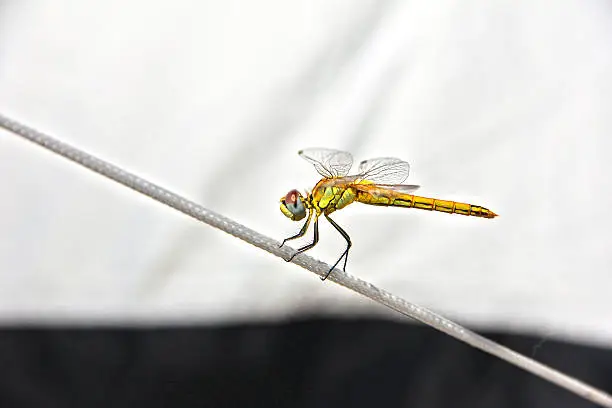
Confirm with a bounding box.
[298,148,353,178]
[356,157,410,184]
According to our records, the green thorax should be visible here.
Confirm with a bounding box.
[310,178,357,214]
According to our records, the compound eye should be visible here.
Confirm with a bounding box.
[285,189,300,205]
[283,189,306,220]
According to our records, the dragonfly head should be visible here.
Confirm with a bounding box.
[280,189,306,221]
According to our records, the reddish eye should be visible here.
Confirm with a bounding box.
[285,189,299,205]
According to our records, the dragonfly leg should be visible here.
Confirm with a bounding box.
[279,209,313,248]
[286,217,319,262]
[322,214,352,281]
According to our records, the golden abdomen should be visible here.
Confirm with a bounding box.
[356,190,497,218]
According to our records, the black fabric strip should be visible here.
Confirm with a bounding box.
[0,318,609,408]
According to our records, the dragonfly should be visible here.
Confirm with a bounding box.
[279,148,497,280]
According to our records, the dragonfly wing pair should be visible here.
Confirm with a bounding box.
[298,147,419,190]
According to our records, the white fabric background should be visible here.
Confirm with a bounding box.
[0,1,611,347]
